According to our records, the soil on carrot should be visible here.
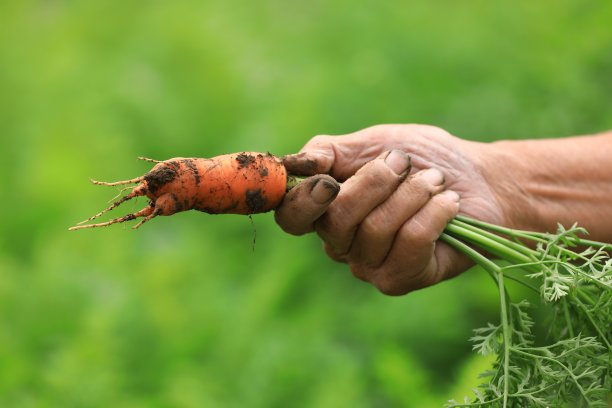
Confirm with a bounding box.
[235,153,256,168]
[245,189,266,213]
[182,159,201,185]
[70,152,287,230]
[144,166,177,193]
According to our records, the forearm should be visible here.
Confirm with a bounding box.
[479,131,612,242]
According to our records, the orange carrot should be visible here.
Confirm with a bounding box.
[69,152,287,230]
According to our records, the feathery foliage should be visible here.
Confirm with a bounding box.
[442,217,611,407]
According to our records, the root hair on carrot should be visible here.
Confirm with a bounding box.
[132,208,161,230]
[137,157,162,163]
[90,176,145,186]
[69,206,153,231]
[108,186,133,203]
[74,190,144,226]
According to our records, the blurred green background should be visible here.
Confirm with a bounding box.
[1,1,611,406]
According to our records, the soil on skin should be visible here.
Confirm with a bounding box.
[282,153,319,175]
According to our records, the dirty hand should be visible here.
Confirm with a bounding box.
[275,124,505,295]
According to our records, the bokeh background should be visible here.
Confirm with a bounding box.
[1,1,611,406]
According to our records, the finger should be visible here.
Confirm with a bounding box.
[349,168,445,267]
[282,125,404,180]
[432,242,473,281]
[323,242,348,264]
[274,175,340,236]
[315,149,411,254]
[370,189,460,295]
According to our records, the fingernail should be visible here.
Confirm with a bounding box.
[311,179,340,204]
[421,168,445,186]
[440,190,460,202]
[384,149,411,175]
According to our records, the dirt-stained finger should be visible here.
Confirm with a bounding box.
[282,128,398,180]
[282,151,333,176]
[274,175,340,236]
[315,150,411,255]
[349,168,445,268]
[372,189,461,295]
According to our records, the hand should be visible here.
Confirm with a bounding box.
[275,124,506,295]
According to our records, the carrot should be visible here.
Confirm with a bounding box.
[69,152,287,230]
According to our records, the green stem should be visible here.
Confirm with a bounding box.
[562,298,574,338]
[450,219,539,260]
[510,348,593,405]
[439,233,501,276]
[445,223,535,266]
[497,270,511,408]
[576,288,596,305]
[572,293,611,350]
[440,233,511,407]
[454,215,612,251]
[502,273,539,294]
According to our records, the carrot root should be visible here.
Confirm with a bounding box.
[74,191,142,226]
[137,157,162,163]
[132,208,161,230]
[108,186,134,203]
[69,206,154,231]
[90,176,145,186]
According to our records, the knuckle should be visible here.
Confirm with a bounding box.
[309,134,333,148]
[361,158,393,178]
[353,161,400,196]
[363,124,393,134]
[323,195,359,235]
[405,124,449,138]
[323,242,346,263]
[416,269,438,288]
[435,200,456,220]
[274,212,309,236]
[359,216,384,240]
[320,200,347,229]
[373,276,406,296]
[362,173,390,195]
[349,262,370,282]
[409,258,442,289]
[401,177,436,205]
[412,173,440,192]
[402,219,434,245]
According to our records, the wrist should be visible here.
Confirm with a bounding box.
[473,134,612,241]
[469,140,542,231]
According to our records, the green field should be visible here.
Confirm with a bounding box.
[1,1,611,406]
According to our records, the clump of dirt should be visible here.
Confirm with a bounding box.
[144,165,177,193]
[236,153,256,168]
[245,189,266,213]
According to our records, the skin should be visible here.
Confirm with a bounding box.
[274,124,612,296]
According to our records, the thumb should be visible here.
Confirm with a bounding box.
[282,127,390,181]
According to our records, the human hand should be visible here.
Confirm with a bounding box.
[275,124,506,295]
